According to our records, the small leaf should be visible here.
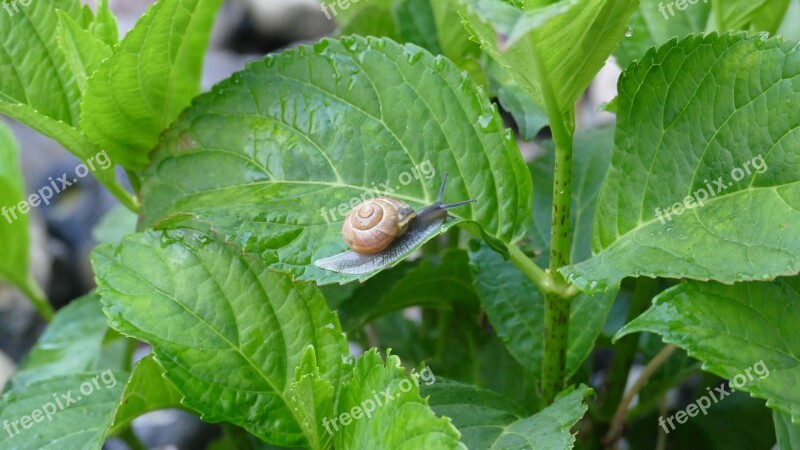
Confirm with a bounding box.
[486,59,548,141]
[562,33,800,293]
[56,10,112,92]
[427,382,592,449]
[616,278,800,422]
[10,293,109,389]
[711,0,791,34]
[140,36,532,285]
[88,0,119,46]
[110,355,183,434]
[332,350,465,449]
[93,230,350,447]
[80,0,224,171]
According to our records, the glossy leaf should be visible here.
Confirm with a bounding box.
[140,36,532,284]
[562,34,800,293]
[332,350,465,449]
[454,0,638,110]
[93,230,350,447]
[80,0,224,171]
[617,278,800,422]
[470,242,616,379]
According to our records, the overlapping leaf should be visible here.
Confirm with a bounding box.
[140,36,531,284]
[93,230,350,447]
[81,0,224,171]
[562,34,800,293]
[617,278,800,422]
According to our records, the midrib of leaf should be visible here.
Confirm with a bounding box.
[18,6,79,124]
[109,252,311,434]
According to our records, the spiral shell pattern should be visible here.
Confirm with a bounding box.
[342,198,415,255]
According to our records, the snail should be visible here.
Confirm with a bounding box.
[314,173,475,275]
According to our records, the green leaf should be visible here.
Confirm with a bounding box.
[774,410,800,449]
[332,349,465,449]
[614,0,711,69]
[562,34,800,293]
[56,10,112,92]
[337,249,479,331]
[0,123,29,289]
[453,0,638,110]
[10,294,109,389]
[80,0,224,172]
[109,355,183,434]
[711,0,791,34]
[428,383,591,449]
[470,242,616,380]
[616,278,800,422]
[0,371,127,449]
[140,36,532,285]
[394,0,442,54]
[93,230,350,447]
[290,347,336,450]
[423,379,527,449]
[88,0,119,47]
[0,0,85,126]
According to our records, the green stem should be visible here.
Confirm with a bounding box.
[508,244,552,293]
[117,426,147,450]
[528,36,577,404]
[19,274,54,322]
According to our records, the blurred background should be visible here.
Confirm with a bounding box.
[0,0,624,448]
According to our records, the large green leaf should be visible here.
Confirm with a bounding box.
[427,382,591,449]
[470,242,616,379]
[617,278,800,422]
[332,350,465,449]
[140,36,532,284]
[562,34,800,293]
[453,0,638,111]
[0,123,30,290]
[0,0,85,126]
[93,230,351,447]
[80,0,223,172]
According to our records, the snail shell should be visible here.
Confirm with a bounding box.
[314,174,475,276]
[343,198,416,255]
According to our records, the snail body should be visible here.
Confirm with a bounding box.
[315,174,475,275]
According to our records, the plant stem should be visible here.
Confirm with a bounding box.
[117,426,147,450]
[528,33,577,404]
[508,244,551,292]
[19,274,54,322]
[604,344,677,446]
